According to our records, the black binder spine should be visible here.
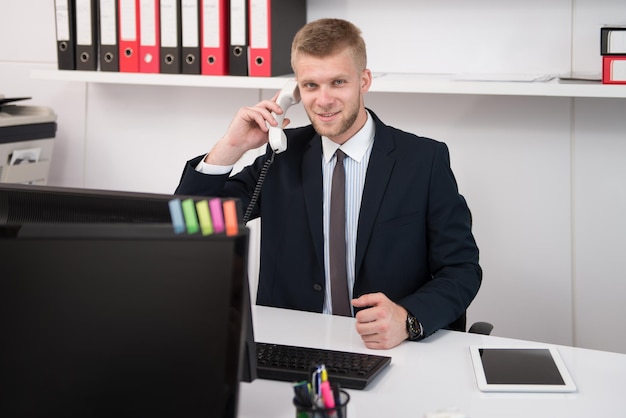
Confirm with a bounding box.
[229,0,248,76]
[75,0,99,71]
[181,0,201,74]
[601,27,626,56]
[54,0,77,70]
[160,0,183,74]
[98,0,119,71]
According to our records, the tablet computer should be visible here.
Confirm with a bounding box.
[469,345,577,392]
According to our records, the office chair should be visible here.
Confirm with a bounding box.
[447,315,493,335]
[468,321,494,335]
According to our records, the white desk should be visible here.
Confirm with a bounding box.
[238,306,626,418]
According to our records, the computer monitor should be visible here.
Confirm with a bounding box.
[0,184,256,372]
[0,222,254,417]
[0,182,257,376]
[0,183,179,224]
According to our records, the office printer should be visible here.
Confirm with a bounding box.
[0,96,57,185]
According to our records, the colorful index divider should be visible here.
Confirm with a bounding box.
[169,197,234,236]
[208,198,225,234]
[222,199,239,236]
[195,200,214,236]
[168,198,185,234]
[181,198,200,234]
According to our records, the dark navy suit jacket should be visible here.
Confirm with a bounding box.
[176,110,481,337]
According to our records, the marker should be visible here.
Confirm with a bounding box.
[320,380,335,409]
[320,368,338,418]
[293,380,312,407]
[293,380,312,418]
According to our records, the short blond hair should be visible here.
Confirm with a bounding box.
[291,18,367,71]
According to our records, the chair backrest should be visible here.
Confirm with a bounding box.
[468,321,494,335]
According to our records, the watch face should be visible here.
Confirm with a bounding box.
[407,315,420,339]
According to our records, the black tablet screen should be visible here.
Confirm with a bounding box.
[478,348,565,385]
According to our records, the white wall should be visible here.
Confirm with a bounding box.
[1,0,625,353]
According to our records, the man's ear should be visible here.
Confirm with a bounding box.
[361,69,373,92]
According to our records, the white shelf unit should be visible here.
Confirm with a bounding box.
[30,69,626,98]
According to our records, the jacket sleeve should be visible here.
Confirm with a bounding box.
[400,143,482,337]
[174,152,272,222]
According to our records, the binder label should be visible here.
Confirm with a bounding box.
[250,0,269,49]
[160,0,179,48]
[608,31,626,54]
[120,0,138,41]
[139,0,158,47]
[202,0,221,48]
[100,0,117,45]
[55,0,71,41]
[612,60,626,82]
[75,0,94,46]
[230,0,246,46]
[182,0,200,48]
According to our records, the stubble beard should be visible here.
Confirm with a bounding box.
[308,101,360,141]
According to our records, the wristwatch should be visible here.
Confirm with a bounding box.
[406,312,423,341]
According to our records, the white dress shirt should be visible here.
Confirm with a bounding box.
[321,112,375,315]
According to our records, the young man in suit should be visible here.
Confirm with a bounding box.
[176,18,481,349]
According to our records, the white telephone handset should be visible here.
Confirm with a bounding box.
[267,79,301,153]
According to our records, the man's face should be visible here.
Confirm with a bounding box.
[293,49,372,145]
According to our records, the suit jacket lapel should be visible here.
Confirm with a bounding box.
[302,135,325,271]
[355,121,396,278]
[299,116,397,281]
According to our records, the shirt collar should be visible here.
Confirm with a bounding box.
[321,110,375,163]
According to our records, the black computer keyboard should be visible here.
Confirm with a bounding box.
[255,342,391,390]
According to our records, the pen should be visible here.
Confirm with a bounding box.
[332,384,344,418]
[312,365,323,401]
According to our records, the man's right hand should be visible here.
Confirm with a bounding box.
[204,94,289,166]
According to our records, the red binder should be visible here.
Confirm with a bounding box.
[602,55,626,84]
[138,0,160,73]
[247,0,306,77]
[118,0,140,72]
[200,0,229,75]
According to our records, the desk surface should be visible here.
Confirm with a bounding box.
[239,306,626,418]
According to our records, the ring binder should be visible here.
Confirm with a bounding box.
[54,0,77,70]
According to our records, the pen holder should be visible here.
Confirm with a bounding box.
[293,388,350,418]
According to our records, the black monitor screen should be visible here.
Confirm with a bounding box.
[0,223,251,418]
